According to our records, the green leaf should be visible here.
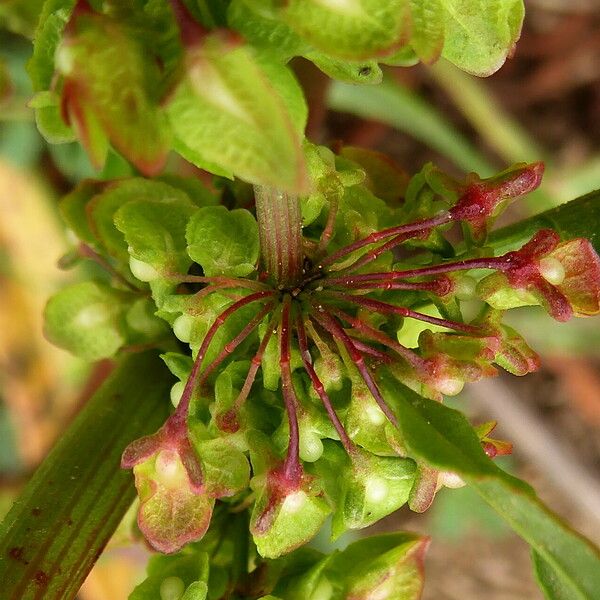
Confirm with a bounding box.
[440,0,525,76]
[90,178,192,264]
[380,374,600,599]
[380,373,525,484]
[186,206,259,277]
[489,190,600,254]
[194,437,251,498]
[533,551,581,600]
[281,0,410,60]
[43,281,130,360]
[306,53,383,85]
[59,178,106,246]
[227,0,309,60]
[56,9,170,174]
[28,0,76,91]
[409,0,444,63]
[0,351,171,600]
[472,479,600,600]
[29,91,76,144]
[166,35,308,193]
[115,194,198,277]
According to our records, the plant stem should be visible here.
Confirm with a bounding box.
[254,185,304,288]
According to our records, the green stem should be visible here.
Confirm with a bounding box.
[0,351,171,600]
[254,185,304,288]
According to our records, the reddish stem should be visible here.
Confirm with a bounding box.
[279,296,302,483]
[325,256,509,286]
[316,192,340,257]
[349,339,394,363]
[327,305,425,370]
[169,290,275,432]
[295,313,355,454]
[78,244,140,292]
[329,277,452,295]
[319,212,452,270]
[196,302,275,386]
[310,306,399,428]
[320,291,480,334]
[229,308,281,417]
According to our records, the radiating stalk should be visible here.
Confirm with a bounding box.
[254,185,304,288]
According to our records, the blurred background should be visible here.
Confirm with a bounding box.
[1,1,599,598]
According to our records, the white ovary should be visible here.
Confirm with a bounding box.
[129,256,160,282]
[173,314,194,343]
[365,476,388,503]
[538,256,566,285]
[282,490,308,514]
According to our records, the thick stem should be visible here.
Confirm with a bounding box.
[254,185,304,288]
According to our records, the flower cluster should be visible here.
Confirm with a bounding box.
[104,156,600,557]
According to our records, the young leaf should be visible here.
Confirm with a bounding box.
[409,0,445,63]
[227,0,310,60]
[186,206,259,277]
[56,7,170,174]
[167,34,308,193]
[115,194,198,277]
[90,178,192,264]
[43,281,129,360]
[280,0,410,60]
[0,351,171,600]
[440,0,525,76]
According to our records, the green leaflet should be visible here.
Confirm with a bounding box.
[0,352,171,600]
[167,35,308,193]
[227,0,310,60]
[186,206,259,277]
[28,0,77,91]
[281,0,410,60]
[90,178,193,264]
[43,281,130,360]
[409,0,445,63]
[440,0,525,76]
[115,194,198,276]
